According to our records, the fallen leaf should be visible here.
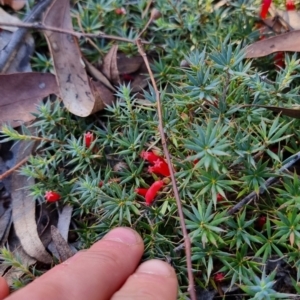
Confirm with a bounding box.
[11,139,52,264]
[242,104,300,119]
[102,44,120,85]
[131,63,149,92]
[269,5,300,30]
[83,57,116,92]
[90,80,115,107]
[0,24,34,73]
[48,205,75,260]
[0,7,23,32]
[0,0,26,11]
[117,53,144,74]
[50,225,74,262]
[0,73,59,129]
[43,0,112,116]
[245,30,300,58]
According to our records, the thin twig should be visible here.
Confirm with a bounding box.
[227,150,300,215]
[0,155,29,180]
[136,39,196,300]
[0,21,150,45]
[0,0,54,72]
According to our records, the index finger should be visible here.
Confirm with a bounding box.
[6,227,144,300]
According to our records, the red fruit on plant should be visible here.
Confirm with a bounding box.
[45,191,61,203]
[84,132,94,148]
[145,180,164,206]
[148,159,171,177]
[121,73,134,81]
[135,188,149,196]
[141,150,165,164]
[286,0,296,10]
[115,7,126,15]
[214,272,225,282]
[274,52,285,69]
[217,193,224,202]
[257,215,267,229]
[260,0,272,19]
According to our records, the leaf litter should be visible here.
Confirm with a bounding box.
[0,0,153,284]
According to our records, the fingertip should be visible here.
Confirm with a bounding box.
[112,259,178,300]
[0,276,9,300]
[101,227,143,246]
[136,259,176,278]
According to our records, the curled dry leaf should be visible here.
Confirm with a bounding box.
[42,0,113,117]
[117,53,144,74]
[246,5,300,59]
[245,30,300,58]
[83,57,116,92]
[102,44,120,85]
[50,225,74,262]
[0,73,59,129]
[242,104,300,119]
[0,0,26,10]
[11,139,52,264]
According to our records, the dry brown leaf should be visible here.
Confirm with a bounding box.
[262,18,283,34]
[48,205,74,259]
[50,225,74,262]
[43,0,112,116]
[0,73,59,129]
[269,5,300,30]
[11,139,52,264]
[131,63,148,92]
[243,104,300,119]
[117,53,144,74]
[102,44,120,85]
[0,0,26,10]
[0,7,22,32]
[90,80,115,107]
[83,57,116,92]
[245,30,300,58]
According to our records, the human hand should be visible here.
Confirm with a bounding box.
[0,227,178,300]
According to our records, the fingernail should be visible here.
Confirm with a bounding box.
[103,227,141,245]
[136,259,174,277]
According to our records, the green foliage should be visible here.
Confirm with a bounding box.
[240,269,295,300]
[3,0,300,298]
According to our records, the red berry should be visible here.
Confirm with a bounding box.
[286,0,296,10]
[145,180,164,206]
[115,7,126,15]
[260,0,272,19]
[121,73,134,81]
[135,188,149,196]
[45,191,61,203]
[84,132,94,148]
[148,159,171,177]
[214,272,225,282]
[141,150,165,164]
[274,52,285,69]
[217,193,224,202]
[257,215,267,229]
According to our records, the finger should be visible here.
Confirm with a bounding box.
[6,227,144,300]
[0,276,9,300]
[112,259,178,300]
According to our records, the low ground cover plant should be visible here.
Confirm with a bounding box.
[2,0,300,298]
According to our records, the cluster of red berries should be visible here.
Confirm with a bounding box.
[135,150,171,206]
